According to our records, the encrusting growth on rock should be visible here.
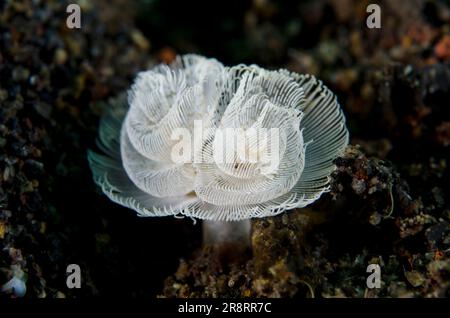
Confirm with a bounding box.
[162,146,449,298]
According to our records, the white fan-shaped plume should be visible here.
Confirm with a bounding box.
[88,54,349,221]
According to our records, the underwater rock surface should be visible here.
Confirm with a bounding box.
[162,146,449,297]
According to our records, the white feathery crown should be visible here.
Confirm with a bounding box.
[88,54,349,221]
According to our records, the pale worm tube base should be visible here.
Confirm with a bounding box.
[202,219,251,263]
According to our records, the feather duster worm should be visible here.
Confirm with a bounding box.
[88,54,348,245]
